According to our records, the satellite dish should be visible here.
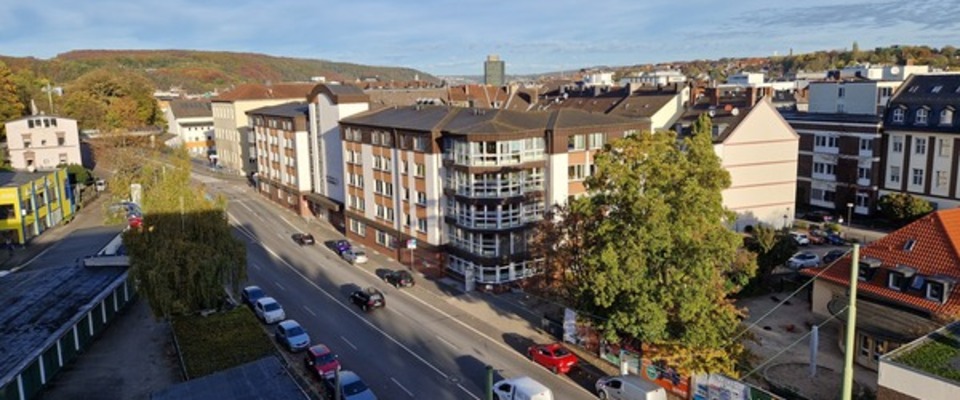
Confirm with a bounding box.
[731,108,740,116]
[890,66,901,74]
[708,110,716,117]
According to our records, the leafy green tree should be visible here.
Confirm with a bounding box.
[61,68,163,132]
[533,123,755,376]
[64,163,93,185]
[877,192,933,226]
[745,224,797,275]
[121,151,246,318]
[0,61,26,140]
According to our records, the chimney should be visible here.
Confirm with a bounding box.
[747,86,757,107]
[706,87,720,107]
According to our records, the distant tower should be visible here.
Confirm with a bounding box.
[484,55,505,86]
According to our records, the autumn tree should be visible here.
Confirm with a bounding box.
[532,115,756,376]
[61,68,163,132]
[877,192,933,226]
[121,150,246,318]
[0,61,26,141]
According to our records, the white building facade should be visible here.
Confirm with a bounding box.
[4,115,83,170]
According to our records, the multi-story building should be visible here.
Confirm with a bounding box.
[881,73,960,210]
[878,321,960,400]
[484,55,505,87]
[782,79,905,216]
[338,106,643,286]
[212,83,316,176]
[3,115,82,170]
[247,102,312,216]
[618,70,687,87]
[801,208,960,371]
[304,84,370,228]
[0,168,74,244]
[536,82,690,132]
[164,99,214,156]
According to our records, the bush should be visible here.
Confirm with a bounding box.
[172,307,275,378]
[825,222,842,233]
[794,221,808,230]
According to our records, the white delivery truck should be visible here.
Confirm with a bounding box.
[492,376,554,400]
[595,375,667,400]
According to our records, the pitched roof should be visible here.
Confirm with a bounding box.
[213,83,315,102]
[151,356,305,400]
[168,99,212,119]
[245,102,309,119]
[801,208,960,316]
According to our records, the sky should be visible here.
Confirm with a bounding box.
[1,0,959,77]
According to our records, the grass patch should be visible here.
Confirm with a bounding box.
[894,332,960,382]
[172,307,275,378]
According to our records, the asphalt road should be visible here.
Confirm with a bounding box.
[201,175,596,400]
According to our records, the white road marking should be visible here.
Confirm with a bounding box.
[435,335,459,350]
[391,377,415,398]
[303,305,316,316]
[340,336,358,350]
[458,383,478,399]
[250,263,261,270]
[274,281,286,291]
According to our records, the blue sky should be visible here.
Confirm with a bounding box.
[1,0,958,76]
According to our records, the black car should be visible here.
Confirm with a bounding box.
[350,287,385,312]
[241,285,265,308]
[823,249,847,264]
[293,233,316,246]
[802,210,834,223]
[384,270,415,288]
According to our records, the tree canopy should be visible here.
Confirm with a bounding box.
[61,68,164,132]
[877,192,934,226]
[0,61,26,140]
[120,150,246,318]
[532,117,756,376]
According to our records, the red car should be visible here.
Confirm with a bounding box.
[527,343,578,374]
[304,344,341,379]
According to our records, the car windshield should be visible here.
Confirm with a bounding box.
[553,348,571,357]
[398,271,411,279]
[286,326,305,336]
[354,251,366,257]
[343,380,369,395]
[798,254,815,260]
[248,288,263,298]
[264,302,281,311]
[314,352,337,364]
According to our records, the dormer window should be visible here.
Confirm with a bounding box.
[916,108,929,125]
[941,108,954,126]
[932,85,943,94]
[903,239,917,252]
[908,86,920,93]
[888,265,917,291]
[859,257,883,281]
[926,276,955,304]
[892,108,905,123]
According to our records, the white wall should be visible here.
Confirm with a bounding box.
[294,129,312,192]
[5,116,83,169]
[879,358,960,400]
[310,93,368,204]
[808,81,878,115]
[546,153,570,206]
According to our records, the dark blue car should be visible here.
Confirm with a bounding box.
[334,240,352,255]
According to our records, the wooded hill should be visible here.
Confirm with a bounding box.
[0,50,438,93]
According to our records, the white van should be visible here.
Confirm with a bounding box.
[493,376,554,400]
[595,375,667,400]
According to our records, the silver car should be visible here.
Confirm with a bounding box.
[787,251,821,270]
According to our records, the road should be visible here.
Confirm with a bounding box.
[198,173,596,400]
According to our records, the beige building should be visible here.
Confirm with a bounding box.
[212,83,315,175]
[165,99,214,156]
[247,102,312,216]
[3,115,83,170]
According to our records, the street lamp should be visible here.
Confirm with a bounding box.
[846,202,854,232]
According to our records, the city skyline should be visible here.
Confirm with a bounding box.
[1,0,958,76]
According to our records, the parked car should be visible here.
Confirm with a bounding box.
[241,285,265,308]
[305,344,341,379]
[786,252,821,270]
[342,248,368,264]
[493,376,554,400]
[350,287,385,312]
[596,374,667,400]
[790,232,810,246]
[334,240,352,255]
[293,233,316,246]
[823,249,847,264]
[254,297,286,324]
[527,343,578,374]
[802,210,834,223]
[824,233,846,246]
[322,370,378,400]
[384,270,415,288]
[275,320,310,352]
[806,230,826,245]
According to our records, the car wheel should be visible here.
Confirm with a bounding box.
[551,365,559,374]
[362,304,368,312]
[599,391,608,400]
[528,351,534,360]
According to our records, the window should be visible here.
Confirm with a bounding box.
[908,86,920,93]
[856,192,869,208]
[892,108,904,123]
[837,103,845,113]
[415,163,426,177]
[813,162,836,176]
[59,153,68,164]
[916,108,929,125]
[403,188,410,202]
[57,137,65,146]
[838,87,845,98]
[416,191,427,206]
[889,166,900,183]
[857,167,871,180]
[859,138,872,151]
[859,334,871,357]
[941,109,954,126]
[888,272,905,291]
[23,139,31,148]
[940,139,953,157]
[892,136,903,153]
[814,135,838,148]
[349,195,365,211]
[912,168,924,186]
[349,218,366,236]
[414,136,428,151]
[348,173,364,188]
[417,218,428,233]
[568,134,585,151]
[932,85,943,94]
[588,133,604,149]
[927,282,946,302]
[376,205,394,221]
[936,170,949,188]
[374,180,393,196]
[376,230,396,248]
[568,164,586,181]
[915,138,927,155]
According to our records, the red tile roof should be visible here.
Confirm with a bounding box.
[802,209,960,316]
[213,83,315,102]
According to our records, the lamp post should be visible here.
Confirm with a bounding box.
[783,207,791,230]
[846,202,854,233]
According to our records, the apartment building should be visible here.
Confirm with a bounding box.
[881,73,960,210]
[782,79,904,216]
[165,99,214,156]
[536,82,690,131]
[212,83,316,175]
[338,106,642,286]
[304,84,370,228]
[247,102,311,216]
[3,115,82,170]
[0,168,73,244]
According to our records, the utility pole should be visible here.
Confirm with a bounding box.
[841,244,860,400]
[486,365,494,400]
